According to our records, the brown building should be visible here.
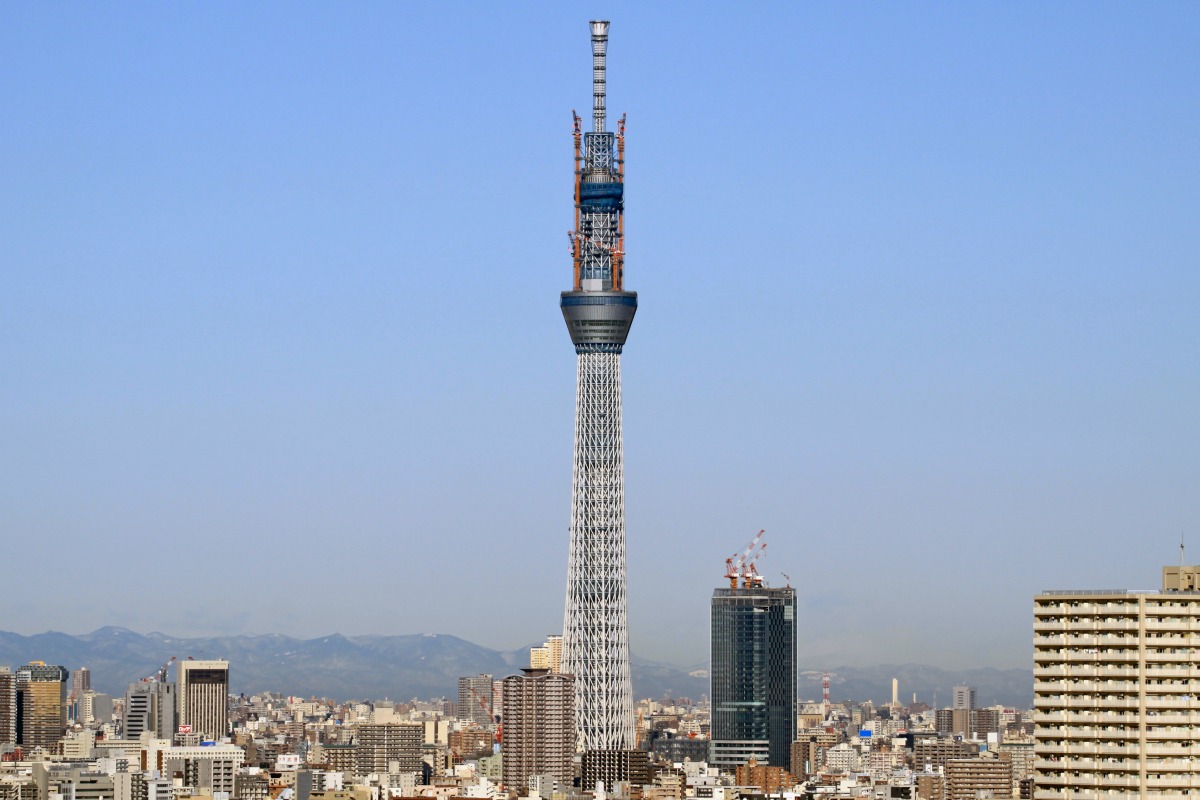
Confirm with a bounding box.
[448,728,493,761]
[321,744,357,774]
[969,709,1001,738]
[0,669,16,747]
[581,749,651,792]
[912,736,976,773]
[501,669,573,793]
[945,757,1011,800]
[914,772,945,800]
[790,729,838,777]
[735,758,794,793]
[15,663,67,750]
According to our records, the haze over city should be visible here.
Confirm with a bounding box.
[3,3,1197,673]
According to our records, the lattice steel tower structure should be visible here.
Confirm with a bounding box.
[559,19,636,752]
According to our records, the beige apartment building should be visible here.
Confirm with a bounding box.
[945,756,1012,800]
[1033,565,1200,799]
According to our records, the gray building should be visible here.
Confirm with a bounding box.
[952,685,976,710]
[710,584,796,769]
[456,674,494,726]
[123,681,176,740]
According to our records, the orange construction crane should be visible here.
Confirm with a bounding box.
[725,530,765,588]
[743,540,766,588]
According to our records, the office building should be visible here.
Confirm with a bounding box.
[710,584,796,768]
[124,681,176,741]
[952,686,976,710]
[69,667,90,721]
[456,675,493,726]
[15,662,68,749]
[1033,564,1200,798]
[501,669,574,792]
[559,19,638,751]
[176,660,228,741]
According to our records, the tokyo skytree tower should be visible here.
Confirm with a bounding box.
[559,20,636,751]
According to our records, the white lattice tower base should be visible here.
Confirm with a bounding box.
[562,350,634,751]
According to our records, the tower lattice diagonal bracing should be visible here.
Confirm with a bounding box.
[560,19,636,752]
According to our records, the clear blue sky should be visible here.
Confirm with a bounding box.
[2,2,1197,672]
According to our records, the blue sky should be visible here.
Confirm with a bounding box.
[2,3,1197,672]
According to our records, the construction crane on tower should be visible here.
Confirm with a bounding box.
[724,530,766,589]
[141,656,176,683]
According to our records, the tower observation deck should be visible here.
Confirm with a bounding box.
[560,19,636,752]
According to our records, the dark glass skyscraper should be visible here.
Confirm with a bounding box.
[709,586,797,769]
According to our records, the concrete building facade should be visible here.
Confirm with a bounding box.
[176,660,228,741]
[1033,565,1200,799]
[500,669,574,793]
[353,723,422,777]
[0,668,15,747]
[456,675,494,727]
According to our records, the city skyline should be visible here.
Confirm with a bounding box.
[3,4,1198,672]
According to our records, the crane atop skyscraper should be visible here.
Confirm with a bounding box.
[141,655,176,683]
[724,530,765,588]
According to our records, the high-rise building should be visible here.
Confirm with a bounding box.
[501,669,574,793]
[530,635,563,674]
[79,691,113,727]
[951,685,976,710]
[1033,564,1200,798]
[456,675,493,726]
[71,667,90,701]
[710,585,797,768]
[559,19,637,753]
[15,662,68,749]
[0,668,15,747]
[124,681,177,740]
[69,666,90,721]
[176,660,228,741]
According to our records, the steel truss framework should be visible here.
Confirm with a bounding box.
[562,350,634,750]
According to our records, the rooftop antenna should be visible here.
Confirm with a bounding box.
[1182,532,1186,567]
[590,20,609,133]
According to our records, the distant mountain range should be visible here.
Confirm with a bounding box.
[0,628,1032,708]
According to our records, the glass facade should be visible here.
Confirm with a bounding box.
[710,586,796,768]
